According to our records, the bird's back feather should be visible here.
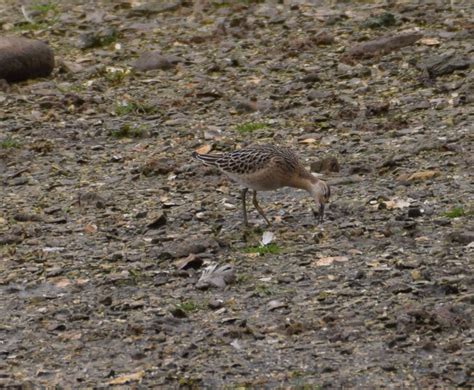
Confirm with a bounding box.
[193,145,303,176]
[192,151,223,167]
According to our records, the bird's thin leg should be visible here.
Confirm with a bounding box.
[318,203,325,224]
[252,190,271,226]
[241,188,249,226]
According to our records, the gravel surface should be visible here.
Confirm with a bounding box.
[1,0,473,388]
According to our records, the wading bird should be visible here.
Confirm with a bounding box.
[192,144,331,226]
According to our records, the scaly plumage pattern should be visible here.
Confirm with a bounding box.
[193,144,300,175]
[192,144,330,226]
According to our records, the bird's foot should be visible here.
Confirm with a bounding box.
[312,208,324,225]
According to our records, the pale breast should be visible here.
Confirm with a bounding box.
[226,169,286,191]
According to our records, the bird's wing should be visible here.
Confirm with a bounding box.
[214,147,275,175]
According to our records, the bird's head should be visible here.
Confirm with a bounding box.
[308,176,331,223]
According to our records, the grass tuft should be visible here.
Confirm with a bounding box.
[176,300,201,313]
[0,138,21,149]
[443,206,464,218]
[243,242,280,255]
[15,1,59,31]
[363,12,397,29]
[31,1,58,14]
[105,71,127,85]
[111,123,148,139]
[235,122,267,134]
[114,100,157,116]
[254,283,274,296]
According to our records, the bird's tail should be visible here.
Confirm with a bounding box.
[192,151,222,167]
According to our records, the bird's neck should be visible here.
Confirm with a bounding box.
[289,170,318,193]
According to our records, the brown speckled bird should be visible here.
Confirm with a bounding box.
[192,144,330,226]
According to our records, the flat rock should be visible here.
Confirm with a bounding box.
[341,32,422,63]
[147,213,167,229]
[161,237,219,259]
[132,51,182,71]
[447,231,474,245]
[127,0,182,17]
[311,156,340,173]
[421,52,472,78]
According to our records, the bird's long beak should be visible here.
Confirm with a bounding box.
[312,203,325,224]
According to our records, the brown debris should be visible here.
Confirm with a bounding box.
[141,158,175,176]
[0,37,54,82]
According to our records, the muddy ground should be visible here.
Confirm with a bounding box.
[1,0,473,388]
